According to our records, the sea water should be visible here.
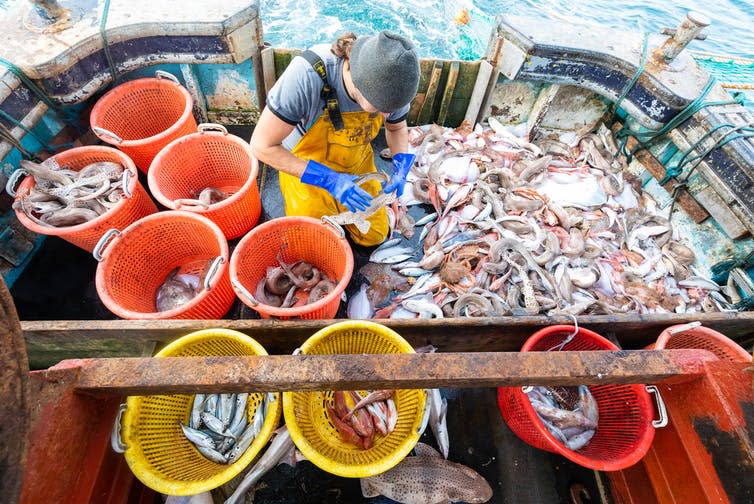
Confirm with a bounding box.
[260,0,753,60]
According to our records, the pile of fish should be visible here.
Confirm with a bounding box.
[255,252,337,308]
[526,385,599,451]
[12,158,126,227]
[348,118,731,319]
[326,389,397,449]
[180,392,273,464]
[155,259,212,312]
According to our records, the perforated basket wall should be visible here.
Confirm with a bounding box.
[283,320,426,478]
[121,329,282,495]
[95,211,234,319]
[649,324,751,362]
[148,129,260,239]
[13,146,156,252]
[497,325,655,471]
[230,216,353,319]
[90,76,197,172]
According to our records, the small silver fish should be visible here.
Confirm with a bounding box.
[360,443,492,503]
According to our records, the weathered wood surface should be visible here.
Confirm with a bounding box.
[44,349,715,395]
[0,278,28,503]
[22,312,754,369]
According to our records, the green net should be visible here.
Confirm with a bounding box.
[688,51,753,90]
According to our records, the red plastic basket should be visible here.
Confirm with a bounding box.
[648,323,751,362]
[94,211,235,320]
[147,124,261,239]
[497,325,656,471]
[230,216,353,319]
[11,146,156,252]
[90,71,197,173]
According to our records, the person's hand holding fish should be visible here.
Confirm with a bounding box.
[300,159,373,212]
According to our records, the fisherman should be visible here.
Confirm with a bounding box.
[250,30,420,246]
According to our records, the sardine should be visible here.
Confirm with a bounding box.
[428,388,449,459]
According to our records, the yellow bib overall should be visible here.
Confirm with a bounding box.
[279,109,389,247]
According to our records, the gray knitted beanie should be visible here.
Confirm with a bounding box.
[350,31,420,113]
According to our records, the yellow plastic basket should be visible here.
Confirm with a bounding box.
[283,320,426,478]
[121,328,282,495]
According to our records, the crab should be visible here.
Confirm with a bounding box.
[437,244,482,295]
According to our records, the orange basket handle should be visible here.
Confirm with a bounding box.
[197,123,228,135]
[5,167,29,197]
[92,127,123,144]
[231,277,258,306]
[320,216,346,239]
[173,198,209,210]
[93,228,121,261]
[204,256,224,291]
[154,69,181,84]
[646,385,668,428]
[121,170,132,198]
[110,403,127,453]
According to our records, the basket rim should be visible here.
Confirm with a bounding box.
[90,76,193,147]
[94,211,230,320]
[13,146,141,236]
[147,132,259,212]
[653,324,751,361]
[229,216,354,318]
[283,321,425,478]
[122,328,282,495]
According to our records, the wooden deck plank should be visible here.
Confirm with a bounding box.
[22,312,754,368]
[47,349,715,395]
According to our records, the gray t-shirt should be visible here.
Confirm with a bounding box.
[266,44,410,151]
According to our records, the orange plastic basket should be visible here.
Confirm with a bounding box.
[90,71,197,173]
[94,211,235,320]
[10,146,156,252]
[648,322,751,362]
[230,216,353,319]
[147,124,261,239]
[497,325,656,471]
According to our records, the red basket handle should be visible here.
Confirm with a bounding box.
[646,385,668,428]
[5,167,28,197]
[93,228,121,261]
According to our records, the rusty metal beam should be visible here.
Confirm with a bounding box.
[40,349,718,396]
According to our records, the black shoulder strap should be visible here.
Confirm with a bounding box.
[301,50,345,131]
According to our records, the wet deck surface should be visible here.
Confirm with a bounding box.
[9,126,607,503]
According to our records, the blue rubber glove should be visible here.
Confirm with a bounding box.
[300,160,372,212]
[383,152,415,198]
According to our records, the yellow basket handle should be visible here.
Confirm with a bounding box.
[110,403,127,453]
